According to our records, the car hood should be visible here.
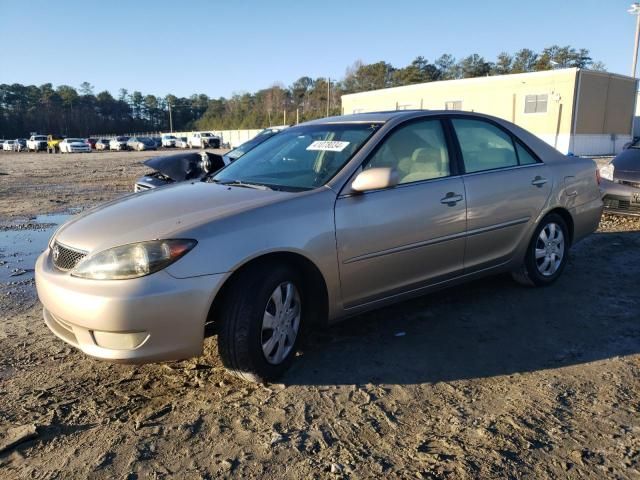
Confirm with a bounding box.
[54,181,292,253]
[613,148,640,177]
[144,153,206,181]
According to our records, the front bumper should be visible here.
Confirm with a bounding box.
[600,179,640,216]
[35,249,226,363]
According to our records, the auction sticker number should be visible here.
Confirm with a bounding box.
[306,141,350,152]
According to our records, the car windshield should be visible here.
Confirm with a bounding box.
[201,133,213,137]
[164,135,176,140]
[34,136,47,141]
[139,137,152,142]
[67,138,83,143]
[116,137,129,141]
[213,123,379,191]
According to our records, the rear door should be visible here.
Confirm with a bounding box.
[335,118,467,308]
[449,117,552,271]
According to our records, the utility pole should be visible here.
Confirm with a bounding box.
[168,102,173,133]
[326,77,331,117]
[630,3,640,77]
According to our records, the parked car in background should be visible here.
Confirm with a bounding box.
[95,139,110,151]
[59,138,91,153]
[87,138,97,149]
[36,111,602,382]
[2,140,15,151]
[109,136,129,151]
[127,136,157,151]
[133,127,286,191]
[224,126,287,163]
[14,138,27,152]
[175,136,189,149]
[188,132,220,149]
[134,151,226,191]
[161,134,177,147]
[47,134,65,153]
[600,141,640,216]
[27,135,48,152]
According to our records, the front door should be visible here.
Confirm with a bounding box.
[335,118,467,308]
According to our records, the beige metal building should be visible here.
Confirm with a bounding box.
[341,68,638,156]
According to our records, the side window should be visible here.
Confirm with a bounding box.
[515,142,538,165]
[365,119,450,185]
[452,119,518,173]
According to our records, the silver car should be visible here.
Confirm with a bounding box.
[35,111,603,382]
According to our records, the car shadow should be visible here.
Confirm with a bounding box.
[284,230,640,386]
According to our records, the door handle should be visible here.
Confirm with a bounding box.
[531,176,548,187]
[440,192,463,206]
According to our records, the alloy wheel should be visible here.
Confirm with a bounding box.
[535,222,565,277]
[261,282,301,365]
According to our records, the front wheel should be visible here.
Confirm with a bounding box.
[511,213,569,287]
[217,264,305,383]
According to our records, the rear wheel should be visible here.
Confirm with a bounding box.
[217,264,305,383]
[511,213,569,287]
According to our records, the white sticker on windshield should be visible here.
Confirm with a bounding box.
[306,140,350,152]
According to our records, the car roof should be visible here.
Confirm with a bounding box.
[301,109,522,125]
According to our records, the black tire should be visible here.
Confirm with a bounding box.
[217,263,306,383]
[511,213,569,287]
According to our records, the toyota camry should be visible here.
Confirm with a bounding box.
[36,111,603,382]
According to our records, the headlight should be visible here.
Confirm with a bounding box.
[71,239,197,280]
[599,163,615,181]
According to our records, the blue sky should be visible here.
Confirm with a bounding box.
[0,0,636,98]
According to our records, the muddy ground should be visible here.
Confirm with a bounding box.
[0,151,639,479]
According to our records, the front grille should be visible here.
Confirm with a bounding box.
[603,197,640,214]
[52,242,87,271]
[620,179,640,189]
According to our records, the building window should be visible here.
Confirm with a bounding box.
[445,101,462,110]
[524,94,548,114]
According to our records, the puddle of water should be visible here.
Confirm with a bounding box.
[0,213,73,283]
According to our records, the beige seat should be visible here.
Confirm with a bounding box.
[400,146,448,183]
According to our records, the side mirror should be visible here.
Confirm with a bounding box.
[351,167,399,193]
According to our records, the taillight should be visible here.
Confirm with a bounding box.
[595,168,601,185]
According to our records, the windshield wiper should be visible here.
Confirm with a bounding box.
[213,179,272,190]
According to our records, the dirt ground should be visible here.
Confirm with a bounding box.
[0,151,639,479]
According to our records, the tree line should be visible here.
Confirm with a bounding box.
[0,45,603,139]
